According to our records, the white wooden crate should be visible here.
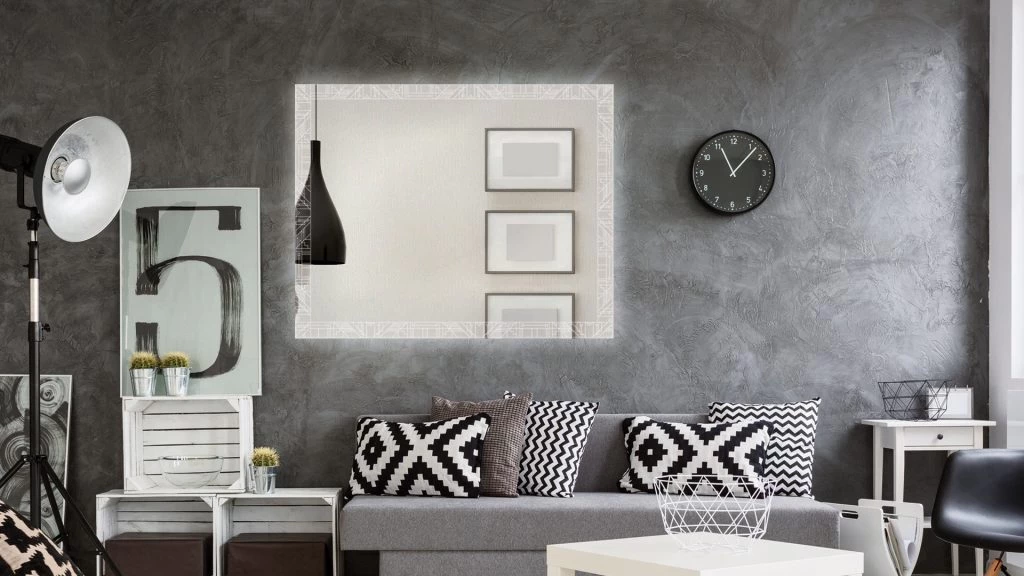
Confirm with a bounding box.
[215,489,342,576]
[123,396,253,494]
[96,490,216,576]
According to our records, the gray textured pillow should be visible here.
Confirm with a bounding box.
[431,394,532,497]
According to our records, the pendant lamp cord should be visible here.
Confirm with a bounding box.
[314,83,318,141]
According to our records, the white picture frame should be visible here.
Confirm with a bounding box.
[486,210,575,274]
[486,128,574,191]
[294,84,614,339]
[486,293,574,339]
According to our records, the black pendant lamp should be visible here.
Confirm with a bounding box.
[296,84,346,265]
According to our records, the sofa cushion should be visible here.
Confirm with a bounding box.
[618,417,772,496]
[431,395,532,497]
[348,415,492,498]
[708,399,821,497]
[340,492,839,552]
[503,392,599,497]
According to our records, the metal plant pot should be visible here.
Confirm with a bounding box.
[130,368,156,397]
[250,465,277,494]
[164,367,191,396]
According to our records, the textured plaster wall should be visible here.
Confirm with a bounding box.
[0,1,988,572]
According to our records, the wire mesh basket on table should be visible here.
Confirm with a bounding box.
[654,475,776,553]
[878,379,951,420]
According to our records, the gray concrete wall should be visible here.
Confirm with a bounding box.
[0,1,988,572]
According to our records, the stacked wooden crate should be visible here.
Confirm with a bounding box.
[97,395,341,576]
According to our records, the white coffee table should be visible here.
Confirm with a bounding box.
[547,534,863,576]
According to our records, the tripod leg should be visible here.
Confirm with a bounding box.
[40,468,69,546]
[40,461,123,576]
[0,456,28,490]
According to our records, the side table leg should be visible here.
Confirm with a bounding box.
[892,444,905,502]
[975,548,984,576]
[548,566,575,576]
[873,427,883,499]
[952,544,959,576]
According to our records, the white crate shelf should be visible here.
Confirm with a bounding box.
[215,489,342,576]
[96,491,216,576]
[123,396,254,494]
[98,489,341,576]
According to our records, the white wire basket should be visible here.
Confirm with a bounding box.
[654,474,776,553]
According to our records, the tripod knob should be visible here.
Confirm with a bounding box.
[42,324,51,332]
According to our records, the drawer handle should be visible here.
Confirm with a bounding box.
[937,434,944,440]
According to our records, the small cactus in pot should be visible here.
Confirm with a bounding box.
[128,352,159,397]
[160,352,192,396]
[249,447,280,494]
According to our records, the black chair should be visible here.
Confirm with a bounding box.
[933,449,1024,575]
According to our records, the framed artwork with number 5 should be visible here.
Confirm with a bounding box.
[120,188,262,396]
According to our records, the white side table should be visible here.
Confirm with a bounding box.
[861,419,996,576]
[547,534,863,576]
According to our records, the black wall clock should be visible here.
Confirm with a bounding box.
[691,130,775,214]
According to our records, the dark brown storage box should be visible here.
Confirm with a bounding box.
[106,532,212,576]
[225,533,333,576]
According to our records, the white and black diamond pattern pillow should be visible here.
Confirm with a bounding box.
[708,398,821,497]
[504,392,598,497]
[348,414,491,498]
[618,417,772,496]
[0,498,82,575]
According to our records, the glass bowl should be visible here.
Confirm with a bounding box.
[160,455,223,488]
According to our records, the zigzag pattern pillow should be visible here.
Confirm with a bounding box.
[504,392,598,497]
[618,416,772,497]
[708,398,821,497]
[0,498,81,575]
[348,414,491,498]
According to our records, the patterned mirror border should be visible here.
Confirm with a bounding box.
[294,84,614,339]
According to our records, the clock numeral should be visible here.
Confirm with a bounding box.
[714,142,721,150]
[714,196,719,202]
[703,185,708,192]
[762,169,767,176]
[703,154,711,160]
[730,201,735,209]
[746,197,751,204]
[757,154,763,160]
[730,137,738,145]
[699,169,704,176]
[758,185,764,192]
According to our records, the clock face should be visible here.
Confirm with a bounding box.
[691,131,775,214]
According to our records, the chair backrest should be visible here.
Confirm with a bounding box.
[932,449,1024,553]
[362,413,706,492]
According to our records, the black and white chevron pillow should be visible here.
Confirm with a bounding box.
[348,414,491,498]
[618,417,772,497]
[504,392,598,497]
[708,398,821,497]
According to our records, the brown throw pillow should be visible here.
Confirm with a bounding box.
[431,394,532,497]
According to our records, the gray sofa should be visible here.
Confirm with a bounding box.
[340,414,840,576]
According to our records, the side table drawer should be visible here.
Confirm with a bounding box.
[904,426,974,448]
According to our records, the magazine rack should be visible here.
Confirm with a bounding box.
[828,499,924,576]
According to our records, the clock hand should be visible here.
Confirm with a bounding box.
[729,148,757,177]
[719,148,736,177]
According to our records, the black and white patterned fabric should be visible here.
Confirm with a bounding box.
[618,416,772,496]
[708,398,821,497]
[0,498,82,576]
[348,414,491,498]
[504,392,598,497]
